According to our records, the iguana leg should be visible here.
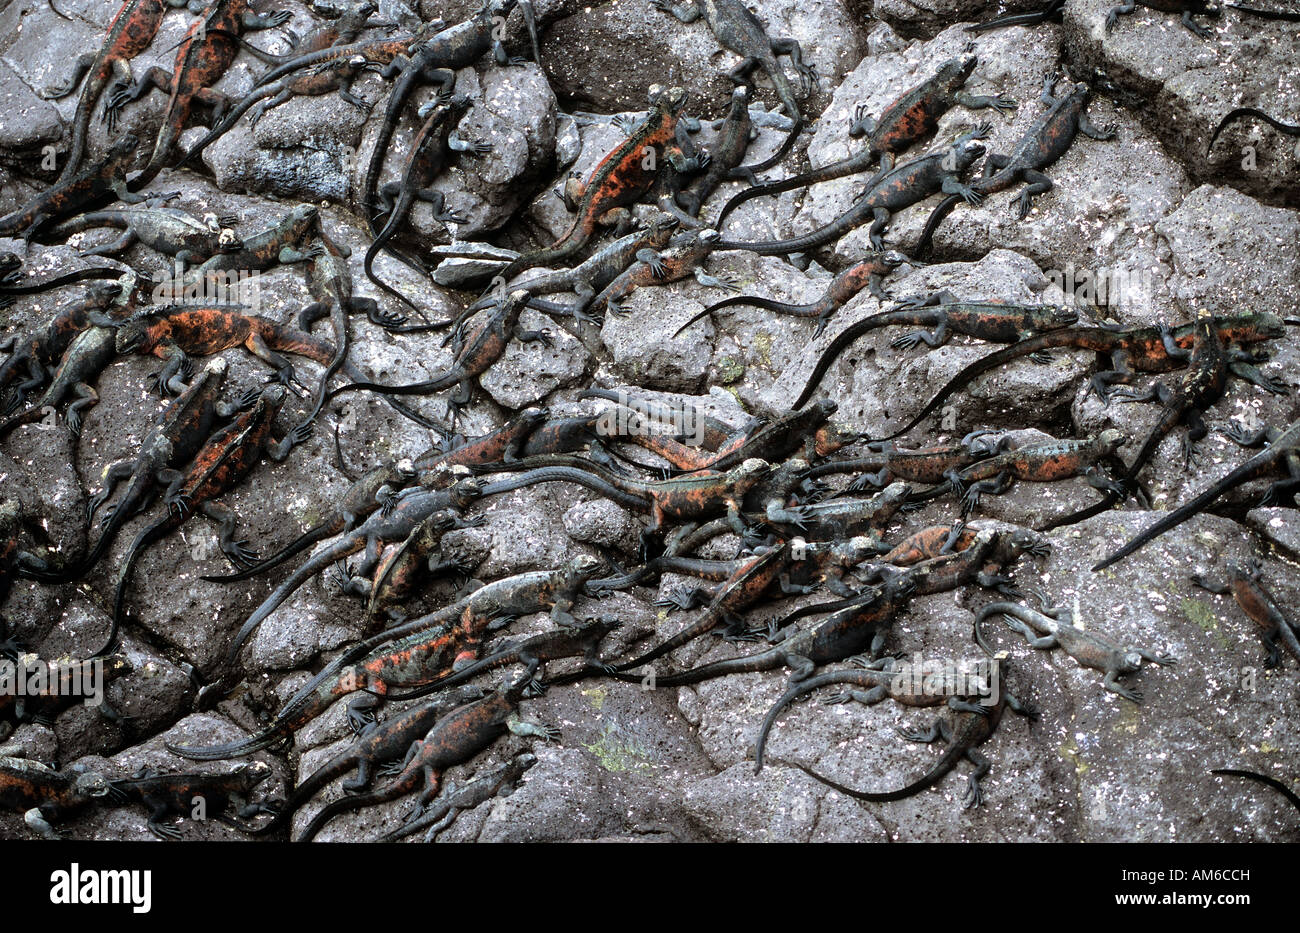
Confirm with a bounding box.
[651,0,703,23]
[1012,170,1053,220]
[694,268,739,291]
[953,91,1018,115]
[891,319,949,350]
[1182,409,1209,466]
[267,421,312,461]
[822,573,857,598]
[39,52,96,99]
[1078,110,1115,140]
[868,207,891,251]
[1102,669,1142,703]
[154,347,191,396]
[1227,361,1288,395]
[897,718,950,744]
[962,749,991,808]
[346,692,381,734]
[147,800,183,840]
[785,653,816,682]
[200,501,259,567]
[418,190,467,227]
[420,809,459,841]
[1179,8,1212,37]
[983,152,1011,176]
[64,384,99,436]
[247,89,293,128]
[246,333,305,394]
[156,467,185,506]
[1189,573,1230,596]
[939,521,967,555]
[1005,617,1057,650]
[828,685,888,705]
[105,65,172,113]
[342,756,375,793]
[298,301,330,332]
[9,360,48,410]
[1257,628,1282,669]
[848,102,876,138]
[445,380,473,425]
[89,459,136,521]
[771,38,817,95]
[962,472,1013,514]
[1134,648,1176,667]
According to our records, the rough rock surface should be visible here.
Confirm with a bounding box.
[0,0,1296,845]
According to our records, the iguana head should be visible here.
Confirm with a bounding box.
[73,769,112,799]
[845,535,881,561]
[805,398,839,419]
[1005,528,1050,560]
[113,312,155,354]
[288,203,320,233]
[517,406,549,426]
[87,281,124,305]
[1094,428,1127,455]
[258,383,290,410]
[1040,304,1079,326]
[876,249,907,270]
[216,225,243,253]
[649,85,688,114]
[734,458,772,481]
[234,759,274,789]
[939,55,979,87]
[884,568,917,601]
[0,252,20,276]
[570,554,603,579]
[951,135,986,172]
[393,457,417,481]
[1249,311,1286,339]
[449,476,484,508]
[1117,650,1144,675]
[877,481,912,509]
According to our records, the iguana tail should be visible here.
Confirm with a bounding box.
[295,772,418,842]
[1207,107,1300,155]
[791,743,966,801]
[179,82,281,166]
[734,64,804,175]
[1211,768,1300,813]
[100,517,172,657]
[226,535,366,660]
[56,67,110,183]
[754,669,884,774]
[736,115,803,175]
[362,189,422,312]
[1090,452,1276,571]
[673,294,819,338]
[1227,3,1300,20]
[165,722,287,761]
[0,265,128,295]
